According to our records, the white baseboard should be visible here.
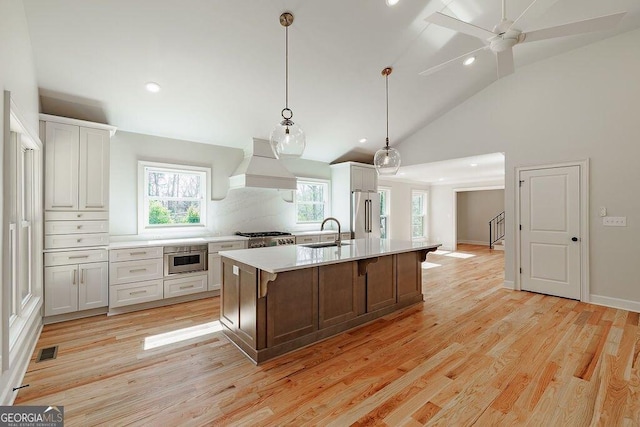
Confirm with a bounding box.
[589,294,640,314]
[0,313,42,405]
[503,280,515,290]
[457,240,489,246]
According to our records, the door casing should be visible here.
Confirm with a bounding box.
[514,160,590,302]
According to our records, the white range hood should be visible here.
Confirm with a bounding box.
[229,138,297,190]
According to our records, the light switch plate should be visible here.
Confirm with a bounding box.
[603,216,626,226]
[233,265,239,275]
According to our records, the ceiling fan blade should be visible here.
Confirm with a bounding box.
[419,46,489,77]
[511,0,562,30]
[522,12,626,43]
[425,12,494,41]
[496,48,515,78]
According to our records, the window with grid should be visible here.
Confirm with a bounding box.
[139,162,208,229]
[412,191,427,239]
[296,180,330,223]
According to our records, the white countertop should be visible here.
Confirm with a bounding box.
[108,235,248,249]
[219,238,441,273]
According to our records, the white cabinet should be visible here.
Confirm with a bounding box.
[44,121,111,211]
[351,165,377,192]
[164,275,208,298]
[108,246,165,308]
[296,235,321,244]
[208,240,247,291]
[331,162,378,233]
[44,261,108,316]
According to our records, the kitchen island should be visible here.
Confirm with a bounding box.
[219,238,440,364]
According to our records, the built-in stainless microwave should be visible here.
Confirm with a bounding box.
[163,245,207,276]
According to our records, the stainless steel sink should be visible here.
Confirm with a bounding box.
[301,242,351,249]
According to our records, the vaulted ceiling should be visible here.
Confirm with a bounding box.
[22,0,640,163]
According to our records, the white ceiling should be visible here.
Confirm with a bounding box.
[22,0,640,163]
[382,152,505,185]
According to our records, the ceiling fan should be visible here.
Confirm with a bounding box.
[420,0,626,78]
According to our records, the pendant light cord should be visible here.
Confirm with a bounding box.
[285,24,289,111]
[385,72,390,148]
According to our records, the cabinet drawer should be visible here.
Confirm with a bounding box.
[296,235,320,244]
[45,211,109,221]
[45,233,109,249]
[320,234,338,242]
[45,249,108,266]
[340,232,352,241]
[109,258,163,285]
[209,241,246,252]
[109,246,163,262]
[109,280,163,308]
[164,274,207,299]
[45,220,109,235]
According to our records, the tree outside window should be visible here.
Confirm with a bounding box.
[296,180,329,223]
[412,191,427,239]
[379,188,390,238]
[140,162,208,229]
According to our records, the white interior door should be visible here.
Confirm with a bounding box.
[520,166,581,299]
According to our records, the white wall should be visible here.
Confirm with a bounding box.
[0,0,41,404]
[398,28,640,305]
[457,189,505,245]
[428,181,504,251]
[110,131,332,237]
[378,179,430,241]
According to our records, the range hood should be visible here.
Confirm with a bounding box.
[229,138,297,190]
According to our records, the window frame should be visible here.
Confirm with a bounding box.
[411,190,428,240]
[294,178,331,225]
[137,161,210,233]
[378,187,391,239]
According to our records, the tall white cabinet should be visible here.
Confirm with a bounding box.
[330,162,378,237]
[41,114,116,321]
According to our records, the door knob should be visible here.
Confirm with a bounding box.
[571,237,579,242]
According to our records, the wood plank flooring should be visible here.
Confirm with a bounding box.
[15,245,640,426]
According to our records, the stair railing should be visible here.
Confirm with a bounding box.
[489,211,505,249]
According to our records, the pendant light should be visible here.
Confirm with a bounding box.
[270,12,305,159]
[374,67,401,175]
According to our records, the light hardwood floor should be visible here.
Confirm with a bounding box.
[15,245,640,426]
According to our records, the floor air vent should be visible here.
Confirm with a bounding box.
[36,346,58,362]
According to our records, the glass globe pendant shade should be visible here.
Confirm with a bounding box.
[374,146,401,175]
[270,118,306,159]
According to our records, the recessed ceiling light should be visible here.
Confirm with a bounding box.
[438,178,445,181]
[470,163,478,167]
[145,82,161,93]
[463,56,476,66]
[386,0,400,6]
[359,138,368,144]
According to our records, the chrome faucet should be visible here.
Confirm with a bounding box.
[321,217,341,245]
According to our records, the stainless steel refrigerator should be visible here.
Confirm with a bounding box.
[352,190,381,238]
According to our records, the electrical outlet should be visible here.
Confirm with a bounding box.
[603,216,626,226]
[599,207,607,217]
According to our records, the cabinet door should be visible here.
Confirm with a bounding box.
[318,262,358,329]
[396,252,422,303]
[351,166,364,191]
[45,265,79,316]
[362,167,378,192]
[266,268,318,347]
[45,122,79,210]
[79,127,110,210]
[366,255,396,312]
[78,262,109,310]
[208,253,222,291]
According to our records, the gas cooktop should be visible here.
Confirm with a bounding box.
[235,231,292,238]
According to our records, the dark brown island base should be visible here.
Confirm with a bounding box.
[219,239,441,364]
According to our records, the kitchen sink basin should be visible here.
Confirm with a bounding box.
[301,242,351,249]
